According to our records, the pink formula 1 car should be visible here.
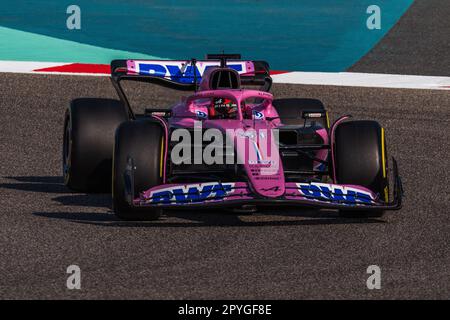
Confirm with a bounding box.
[63,54,402,220]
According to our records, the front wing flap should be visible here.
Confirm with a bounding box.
[124,157,403,211]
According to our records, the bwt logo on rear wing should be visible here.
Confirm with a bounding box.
[126,60,256,84]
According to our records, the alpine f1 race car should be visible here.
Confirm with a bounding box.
[62,54,403,221]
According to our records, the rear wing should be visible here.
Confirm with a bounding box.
[110,57,271,91]
[110,54,272,118]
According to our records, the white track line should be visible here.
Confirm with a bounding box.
[271,71,450,90]
[0,61,64,73]
[0,60,109,76]
[0,60,449,90]
[21,71,110,77]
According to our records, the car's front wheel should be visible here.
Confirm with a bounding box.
[333,120,389,218]
[113,120,165,221]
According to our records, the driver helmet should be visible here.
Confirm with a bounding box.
[209,97,238,119]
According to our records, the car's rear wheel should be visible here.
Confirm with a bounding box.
[63,98,129,192]
[334,120,389,218]
[113,120,165,221]
[272,98,329,128]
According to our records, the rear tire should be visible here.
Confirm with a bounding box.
[272,98,328,128]
[113,120,165,221]
[63,98,129,192]
[334,120,388,218]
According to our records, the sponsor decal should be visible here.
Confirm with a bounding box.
[134,61,248,84]
[253,110,264,120]
[195,110,207,119]
[297,183,375,204]
[148,182,235,204]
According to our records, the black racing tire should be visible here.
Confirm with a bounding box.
[63,98,129,192]
[334,120,389,218]
[272,98,328,128]
[113,120,165,221]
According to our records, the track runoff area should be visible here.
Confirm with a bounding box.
[0,60,449,90]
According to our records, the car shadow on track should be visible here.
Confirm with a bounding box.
[1,176,68,193]
[33,206,385,228]
[1,176,111,208]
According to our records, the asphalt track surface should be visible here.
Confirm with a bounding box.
[0,73,449,299]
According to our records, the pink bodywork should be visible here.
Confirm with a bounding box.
[169,89,285,198]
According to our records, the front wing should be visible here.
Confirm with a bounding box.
[124,158,402,211]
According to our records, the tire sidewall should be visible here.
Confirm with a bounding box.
[113,120,165,220]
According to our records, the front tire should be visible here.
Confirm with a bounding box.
[113,120,165,221]
[334,120,389,218]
